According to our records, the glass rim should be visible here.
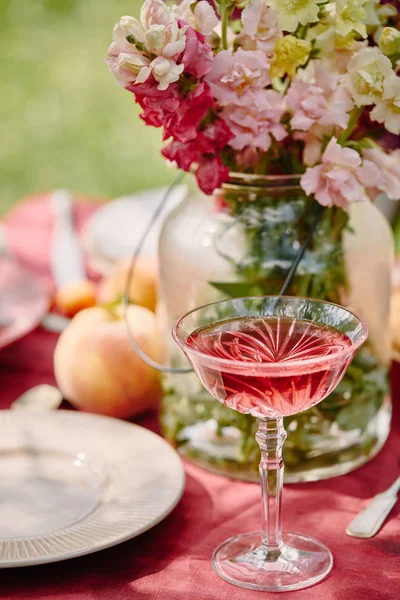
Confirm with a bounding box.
[172,295,369,373]
[224,172,302,187]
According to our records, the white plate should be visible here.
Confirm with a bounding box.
[81,186,187,275]
[0,410,185,568]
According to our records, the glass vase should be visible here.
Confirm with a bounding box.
[158,174,393,482]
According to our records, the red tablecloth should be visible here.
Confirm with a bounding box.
[0,195,399,600]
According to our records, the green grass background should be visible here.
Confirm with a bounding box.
[0,0,173,215]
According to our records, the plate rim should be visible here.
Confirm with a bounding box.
[0,257,50,351]
[0,410,185,568]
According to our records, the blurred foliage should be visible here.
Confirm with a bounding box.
[0,0,173,215]
[395,217,400,255]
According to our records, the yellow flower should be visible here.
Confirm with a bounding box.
[335,0,368,39]
[270,35,312,79]
[266,0,323,33]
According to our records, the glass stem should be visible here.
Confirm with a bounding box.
[256,417,287,554]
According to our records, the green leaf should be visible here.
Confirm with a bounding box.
[209,281,263,297]
[336,398,381,432]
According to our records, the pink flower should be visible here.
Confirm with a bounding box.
[196,158,230,195]
[301,137,384,209]
[172,0,218,37]
[133,80,214,142]
[221,89,287,151]
[162,118,232,194]
[164,82,215,141]
[179,21,214,79]
[106,47,152,87]
[288,64,354,132]
[292,130,323,166]
[362,147,400,201]
[129,80,180,126]
[162,138,200,170]
[205,48,270,106]
[204,48,284,152]
[238,0,280,55]
[162,117,232,164]
[202,117,234,151]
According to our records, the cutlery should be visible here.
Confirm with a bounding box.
[11,384,62,411]
[41,313,71,333]
[50,189,86,288]
[38,189,87,333]
[346,476,400,538]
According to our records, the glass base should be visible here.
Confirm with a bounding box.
[212,531,333,592]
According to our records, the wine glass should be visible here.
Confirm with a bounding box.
[172,296,368,592]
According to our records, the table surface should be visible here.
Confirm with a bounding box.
[0,195,399,600]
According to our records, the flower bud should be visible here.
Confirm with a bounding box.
[379,27,400,57]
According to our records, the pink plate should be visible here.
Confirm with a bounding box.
[0,256,50,350]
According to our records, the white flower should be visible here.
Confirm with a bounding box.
[106,49,151,86]
[144,25,165,53]
[363,147,400,201]
[141,0,171,28]
[335,0,368,39]
[341,47,394,106]
[108,0,190,90]
[113,0,187,59]
[370,76,400,135]
[172,0,218,37]
[237,0,280,55]
[266,0,324,33]
[150,56,184,90]
[113,15,145,51]
[146,20,187,57]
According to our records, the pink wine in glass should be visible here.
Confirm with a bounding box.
[187,316,351,418]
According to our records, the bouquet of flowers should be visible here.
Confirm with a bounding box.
[107,0,400,205]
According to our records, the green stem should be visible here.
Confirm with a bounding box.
[297,24,309,40]
[338,106,363,145]
[257,151,270,175]
[221,0,229,50]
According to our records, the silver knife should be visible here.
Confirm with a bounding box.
[346,476,400,538]
[50,189,86,288]
[42,190,87,333]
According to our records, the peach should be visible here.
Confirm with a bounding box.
[54,304,164,419]
[54,280,97,317]
[97,256,158,312]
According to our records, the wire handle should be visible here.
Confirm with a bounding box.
[123,177,325,375]
[123,173,193,374]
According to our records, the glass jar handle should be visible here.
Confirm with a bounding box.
[124,177,325,375]
[122,171,193,374]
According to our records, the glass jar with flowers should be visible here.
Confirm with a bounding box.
[107,0,400,481]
